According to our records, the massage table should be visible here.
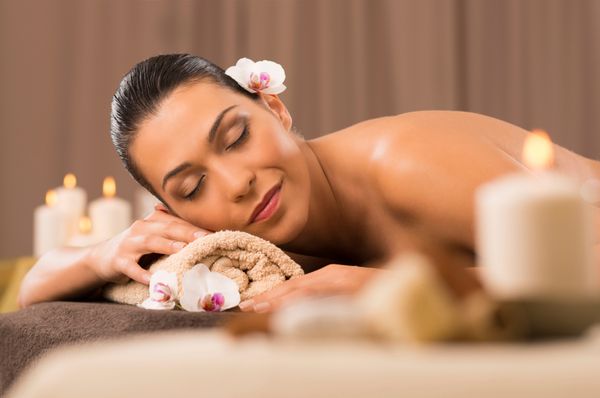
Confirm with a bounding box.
[4,320,600,398]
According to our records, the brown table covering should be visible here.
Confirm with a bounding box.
[0,299,239,396]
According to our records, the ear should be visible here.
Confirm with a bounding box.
[258,93,293,131]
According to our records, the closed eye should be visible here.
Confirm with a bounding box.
[183,175,205,200]
[183,120,251,201]
[226,121,250,151]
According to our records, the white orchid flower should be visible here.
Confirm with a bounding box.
[137,270,178,310]
[225,57,287,95]
[180,263,241,312]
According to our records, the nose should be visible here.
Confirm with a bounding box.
[215,163,256,202]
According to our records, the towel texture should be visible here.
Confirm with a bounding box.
[102,230,304,305]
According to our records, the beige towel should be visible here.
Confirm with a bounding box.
[103,230,304,305]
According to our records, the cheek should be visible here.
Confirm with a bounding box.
[258,133,312,244]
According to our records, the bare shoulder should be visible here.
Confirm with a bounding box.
[360,110,531,247]
[362,110,531,189]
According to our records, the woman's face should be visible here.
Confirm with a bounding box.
[129,80,311,245]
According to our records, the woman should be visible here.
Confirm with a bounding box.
[18,54,600,312]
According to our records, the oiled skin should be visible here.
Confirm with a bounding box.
[306,110,600,269]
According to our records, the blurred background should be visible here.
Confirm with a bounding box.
[1,0,600,258]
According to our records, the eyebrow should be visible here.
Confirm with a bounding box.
[161,104,238,191]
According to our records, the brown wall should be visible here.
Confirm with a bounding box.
[1,0,599,257]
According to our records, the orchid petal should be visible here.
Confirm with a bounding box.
[235,57,255,71]
[254,60,286,86]
[137,297,176,310]
[225,57,286,94]
[180,263,240,312]
[180,263,211,311]
[204,270,241,310]
[149,270,178,301]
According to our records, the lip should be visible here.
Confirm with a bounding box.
[248,182,282,225]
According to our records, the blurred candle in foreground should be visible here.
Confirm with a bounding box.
[89,177,132,241]
[33,190,70,257]
[475,129,597,299]
[55,173,87,238]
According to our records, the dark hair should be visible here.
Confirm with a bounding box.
[110,54,262,210]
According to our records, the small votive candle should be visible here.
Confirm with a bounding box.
[67,216,100,247]
[33,190,70,257]
[89,177,132,241]
[55,173,87,238]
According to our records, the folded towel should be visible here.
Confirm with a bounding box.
[102,230,305,306]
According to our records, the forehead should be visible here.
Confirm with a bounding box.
[129,81,249,191]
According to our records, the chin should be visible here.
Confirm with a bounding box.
[271,210,309,246]
[251,193,309,247]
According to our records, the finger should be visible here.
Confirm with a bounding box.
[239,280,298,312]
[131,233,188,256]
[277,287,325,309]
[157,220,211,243]
[146,210,211,234]
[255,285,329,313]
[144,212,213,241]
[135,219,208,244]
[117,258,151,285]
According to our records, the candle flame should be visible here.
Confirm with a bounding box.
[522,129,554,170]
[78,216,92,234]
[64,173,77,188]
[45,190,57,207]
[103,176,116,198]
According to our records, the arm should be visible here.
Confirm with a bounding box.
[18,205,209,309]
[17,245,104,309]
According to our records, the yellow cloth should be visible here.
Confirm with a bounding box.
[0,256,37,313]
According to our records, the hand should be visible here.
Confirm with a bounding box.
[238,264,382,313]
[87,203,213,286]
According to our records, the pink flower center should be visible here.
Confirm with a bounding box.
[150,282,172,302]
[199,292,225,312]
[249,72,270,91]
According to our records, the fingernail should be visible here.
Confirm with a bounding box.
[254,302,271,313]
[238,300,254,311]
[193,231,207,239]
[174,241,186,250]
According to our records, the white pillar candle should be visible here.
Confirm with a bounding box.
[67,216,101,248]
[134,186,159,220]
[89,176,132,242]
[475,130,597,299]
[55,173,87,239]
[33,190,70,257]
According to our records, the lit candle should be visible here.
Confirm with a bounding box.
[55,173,87,239]
[67,216,100,247]
[475,129,597,299]
[89,177,132,241]
[33,190,70,257]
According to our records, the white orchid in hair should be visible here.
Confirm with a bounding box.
[180,263,241,312]
[225,57,287,94]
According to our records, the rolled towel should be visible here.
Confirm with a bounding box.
[102,230,304,305]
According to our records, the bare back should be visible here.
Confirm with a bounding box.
[310,110,600,267]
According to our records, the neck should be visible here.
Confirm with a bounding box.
[278,137,372,264]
